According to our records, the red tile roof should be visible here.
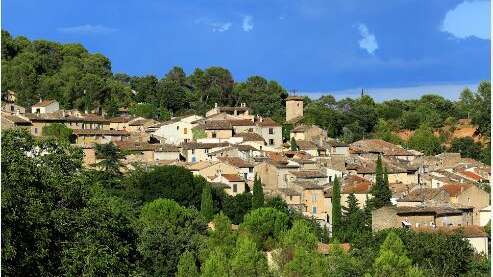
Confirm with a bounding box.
[458,170,483,181]
[72,129,130,136]
[32,99,57,108]
[222,174,243,182]
[440,183,473,197]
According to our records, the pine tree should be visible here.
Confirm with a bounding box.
[176,251,199,277]
[252,175,264,209]
[200,185,214,221]
[290,137,299,151]
[371,232,425,277]
[371,155,392,209]
[201,248,229,277]
[342,193,364,241]
[331,176,342,239]
[230,235,269,277]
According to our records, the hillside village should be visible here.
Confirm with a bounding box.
[2,91,490,255]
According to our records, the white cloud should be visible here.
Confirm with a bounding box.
[357,24,378,55]
[242,15,254,32]
[194,18,232,32]
[210,22,232,32]
[57,24,117,34]
[441,0,490,40]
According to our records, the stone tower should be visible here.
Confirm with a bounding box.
[286,96,304,122]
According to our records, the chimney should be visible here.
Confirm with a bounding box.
[39,98,42,103]
[84,110,88,114]
[214,103,218,108]
[62,110,66,117]
[15,109,20,116]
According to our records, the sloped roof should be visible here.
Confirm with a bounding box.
[181,142,230,150]
[2,114,31,125]
[296,140,325,151]
[289,170,326,178]
[72,129,130,136]
[397,188,441,202]
[234,132,265,142]
[457,170,483,181]
[256,117,279,127]
[222,174,243,182]
[292,180,322,190]
[204,120,233,130]
[350,139,414,156]
[286,96,304,101]
[217,157,255,168]
[440,183,473,197]
[32,99,57,107]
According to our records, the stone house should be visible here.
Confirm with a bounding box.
[206,103,252,119]
[212,174,246,196]
[1,113,32,131]
[187,160,238,181]
[217,157,255,181]
[180,142,230,162]
[290,124,326,144]
[149,115,203,145]
[285,96,304,123]
[31,99,59,114]
[372,205,474,231]
[350,139,418,161]
[254,160,300,193]
[71,129,130,144]
[2,102,26,114]
[295,140,326,157]
[25,111,110,137]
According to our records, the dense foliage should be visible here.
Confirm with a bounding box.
[2,129,489,276]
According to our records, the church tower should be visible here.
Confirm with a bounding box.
[285,96,304,122]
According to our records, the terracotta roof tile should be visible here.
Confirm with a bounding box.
[73,129,130,136]
[350,139,414,156]
[234,132,265,142]
[289,170,326,178]
[217,157,254,168]
[32,99,57,107]
[222,174,243,182]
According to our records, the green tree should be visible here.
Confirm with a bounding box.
[176,251,199,277]
[201,248,229,277]
[41,123,73,142]
[135,199,207,276]
[252,175,264,209]
[331,176,342,239]
[124,165,204,208]
[371,156,392,209]
[230,235,270,277]
[341,193,368,242]
[449,137,482,160]
[241,207,289,250]
[282,220,318,250]
[290,137,299,151]
[370,232,424,277]
[471,81,491,136]
[407,124,443,155]
[222,192,252,225]
[201,184,214,221]
[207,213,237,256]
[94,142,125,177]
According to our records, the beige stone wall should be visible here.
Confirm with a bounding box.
[255,163,280,192]
[199,163,238,179]
[257,126,282,148]
[457,186,490,225]
[372,207,400,231]
[435,214,465,227]
[206,129,233,139]
[286,100,303,122]
[154,151,180,161]
[290,132,306,141]
[468,237,489,255]
[303,189,327,221]
[82,148,96,166]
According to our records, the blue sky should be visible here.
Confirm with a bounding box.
[2,0,491,99]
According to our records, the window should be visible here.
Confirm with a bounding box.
[34,128,38,134]
[260,146,263,150]
[10,105,14,112]
[312,194,317,201]
[205,149,209,154]
[329,176,332,183]
[269,128,273,134]
[177,126,180,130]
[212,132,217,138]
[191,149,195,154]
[244,173,248,180]
[233,184,237,193]
[36,108,40,114]
[184,128,187,134]
[312,206,317,214]
[289,196,293,201]
[269,139,274,145]
[297,103,300,107]
[249,167,253,173]
[248,128,253,132]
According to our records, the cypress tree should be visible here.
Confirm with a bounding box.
[176,251,199,277]
[200,185,214,221]
[331,176,342,239]
[252,175,264,209]
[371,155,392,209]
[290,137,299,151]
